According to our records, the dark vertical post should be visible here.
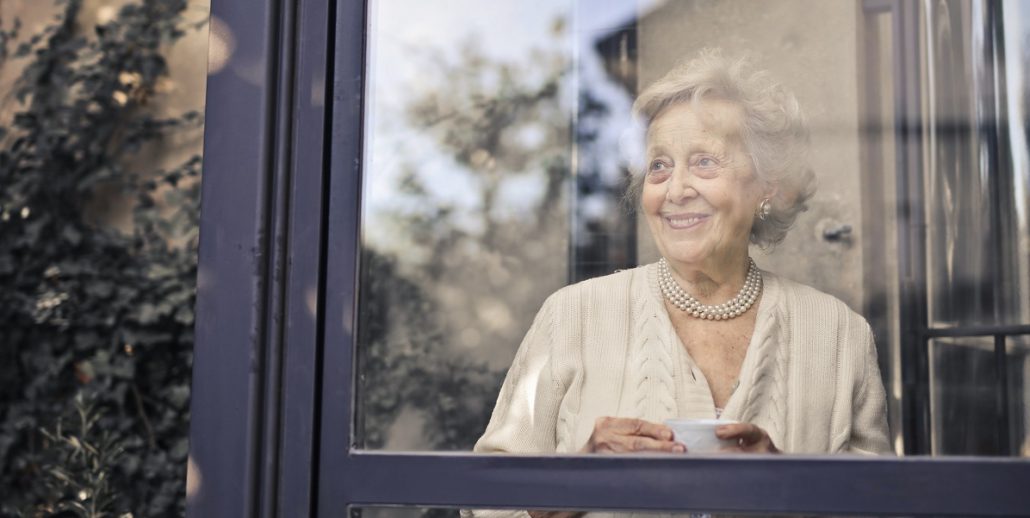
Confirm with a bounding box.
[187,0,281,515]
[891,0,932,455]
[316,0,367,516]
[978,0,1014,456]
[277,0,334,514]
[994,334,1012,454]
[975,0,1017,327]
[188,0,334,515]
[257,0,294,514]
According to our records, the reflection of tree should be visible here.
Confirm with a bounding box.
[359,23,635,454]
[360,38,572,450]
[571,85,636,281]
[403,42,568,246]
[359,249,502,450]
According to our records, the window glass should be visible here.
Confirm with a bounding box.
[929,337,1026,455]
[355,0,1030,457]
[920,0,1030,456]
[358,0,580,451]
[1012,336,1030,455]
[924,0,1030,328]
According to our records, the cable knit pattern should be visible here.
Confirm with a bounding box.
[630,275,677,421]
[471,263,891,517]
[739,313,786,444]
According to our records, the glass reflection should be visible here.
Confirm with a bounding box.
[1011,336,1030,455]
[355,0,1030,457]
[930,337,1012,455]
[920,0,1030,456]
[924,0,1030,328]
[1002,0,1030,319]
[359,0,577,450]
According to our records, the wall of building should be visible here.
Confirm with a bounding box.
[634,0,866,311]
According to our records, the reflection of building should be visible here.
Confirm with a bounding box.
[594,22,637,94]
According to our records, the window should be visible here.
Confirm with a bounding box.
[188,0,1030,516]
[353,0,1030,457]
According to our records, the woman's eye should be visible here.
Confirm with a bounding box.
[695,157,717,168]
[649,159,670,173]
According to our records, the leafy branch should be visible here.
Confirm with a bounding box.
[1,1,202,515]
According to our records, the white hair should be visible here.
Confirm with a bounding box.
[625,49,816,248]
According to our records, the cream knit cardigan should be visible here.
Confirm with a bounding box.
[475,262,891,457]
[469,263,894,518]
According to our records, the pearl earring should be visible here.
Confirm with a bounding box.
[756,199,772,221]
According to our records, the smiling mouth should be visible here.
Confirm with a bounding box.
[664,214,709,230]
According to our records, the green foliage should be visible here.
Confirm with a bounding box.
[33,394,129,518]
[0,0,201,515]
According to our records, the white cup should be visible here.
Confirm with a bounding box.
[664,418,737,453]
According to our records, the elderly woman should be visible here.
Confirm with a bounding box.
[474,51,890,464]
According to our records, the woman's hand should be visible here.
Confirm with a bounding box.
[581,417,685,454]
[715,423,780,453]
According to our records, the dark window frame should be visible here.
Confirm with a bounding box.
[187,0,1030,516]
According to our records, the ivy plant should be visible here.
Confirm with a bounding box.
[0,0,202,516]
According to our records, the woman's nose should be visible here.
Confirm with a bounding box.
[665,168,697,203]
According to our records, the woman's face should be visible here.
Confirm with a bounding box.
[641,98,768,271]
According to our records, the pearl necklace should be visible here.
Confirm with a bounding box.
[658,257,762,320]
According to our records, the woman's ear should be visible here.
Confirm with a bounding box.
[763,183,778,203]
